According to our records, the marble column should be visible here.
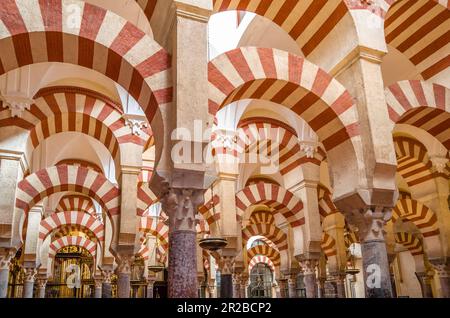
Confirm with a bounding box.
[36,278,47,298]
[117,256,133,298]
[146,277,156,298]
[23,267,37,298]
[347,208,393,298]
[329,273,346,298]
[0,248,15,298]
[430,261,450,298]
[101,270,113,298]
[240,274,248,298]
[220,256,234,298]
[198,276,206,298]
[278,279,288,298]
[94,278,102,298]
[208,280,216,298]
[300,260,318,298]
[162,188,203,298]
[318,277,326,298]
[288,273,298,298]
[415,272,433,298]
[232,272,241,298]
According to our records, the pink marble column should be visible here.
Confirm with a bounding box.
[117,255,133,298]
[162,188,203,298]
[101,270,113,298]
[232,273,241,298]
[287,273,298,298]
[278,279,288,298]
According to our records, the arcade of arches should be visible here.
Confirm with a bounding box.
[0,0,449,299]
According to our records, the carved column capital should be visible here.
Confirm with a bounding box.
[24,267,37,283]
[299,259,319,275]
[0,248,16,270]
[0,95,34,118]
[36,278,48,289]
[345,207,392,242]
[430,156,449,174]
[161,188,204,232]
[220,255,235,275]
[122,114,149,136]
[117,255,134,275]
[102,269,114,284]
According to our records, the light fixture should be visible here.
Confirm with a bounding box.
[148,206,166,274]
[199,184,228,252]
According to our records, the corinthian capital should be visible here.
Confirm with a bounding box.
[0,248,16,270]
[345,207,392,242]
[161,188,204,232]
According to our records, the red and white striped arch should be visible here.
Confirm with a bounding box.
[16,165,120,220]
[56,159,103,174]
[242,223,288,251]
[213,1,356,58]
[139,216,169,251]
[235,122,324,176]
[208,47,359,153]
[236,182,304,227]
[248,255,276,274]
[49,235,97,258]
[52,224,97,242]
[321,233,337,258]
[137,184,158,216]
[384,0,449,80]
[198,194,220,227]
[386,80,449,149]
[317,184,339,220]
[0,0,172,124]
[249,210,275,225]
[393,199,440,237]
[39,211,104,244]
[0,87,152,161]
[56,194,96,216]
[395,232,424,256]
[247,244,281,267]
[394,136,446,189]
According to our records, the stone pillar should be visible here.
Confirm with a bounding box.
[240,274,248,298]
[36,278,47,298]
[318,277,326,298]
[345,207,393,298]
[208,280,216,298]
[430,261,450,298]
[278,279,288,298]
[287,273,297,298]
[117,256,133,298]
[23,267,37,298]
[330,272,346,298]
[299,260,318,298]
[146,277,156,298]
[220,255,234,298]
[94,278,102,298]
[198,276,206,298]
[162,188,203,298]
[0,248,15,298]
[415,272,433,298]
[232,272,241,298]
[101,270,113,298]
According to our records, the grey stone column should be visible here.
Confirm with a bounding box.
[218,255,235,298]
[287,273,297,298]
[330,272,346,298]
[94,279,102,298]
[318,277,326,298]
[23,267,37,298]
[117,256,132,298]
[300,260,318,298]
[0,248,15,298]
[146,278,156,298]
[232,273,241,298]
[208,280,216,298]
[36,278,47,298]
[415,272,433,298]
[162,188,203,298]
[347,208,393,298]
[240,274,248,298]
[278,279,288,298]
[101,270,113,298]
